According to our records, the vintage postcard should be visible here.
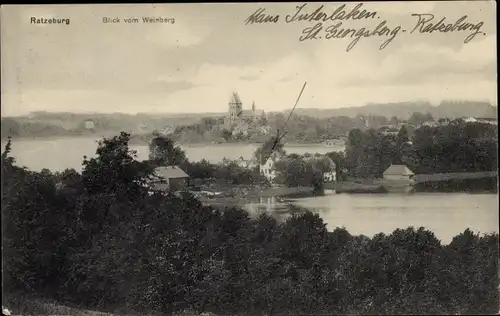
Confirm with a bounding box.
[1,2,498,316]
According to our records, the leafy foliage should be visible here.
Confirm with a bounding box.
[345,121,498,179]
[254,136,286,165]
[2,133,499,315]
[183,159,265,186]
[149,132,187,166]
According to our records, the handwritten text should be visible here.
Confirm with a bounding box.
[243,3,488,52]
[410,14,485,43]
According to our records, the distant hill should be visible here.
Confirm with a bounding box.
[2,100,496,140]
[290,100,497,120]
[1,112,224,139]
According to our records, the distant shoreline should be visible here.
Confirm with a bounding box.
[1,135,341,148]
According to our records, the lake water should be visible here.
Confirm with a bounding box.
[3,137,498,245]
[2,137,343,172]
[246,193,498,245]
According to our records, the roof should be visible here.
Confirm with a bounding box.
[261,154,279,166]
[154,166,189,179]
[383,164,414,176]
[229,92,242,104]
[240,110,258,117]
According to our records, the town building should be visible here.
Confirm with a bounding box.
[257,126,270,135]
[437,118,451,125]
[150,166,190,191]
[83,119,95,129]
[161,125,175,135]
[475,117,498,125]
[379,124,405,136]
[463,117,478,123]
[383,164,415,181]
[235,156,257,169]
[420,120,439,127]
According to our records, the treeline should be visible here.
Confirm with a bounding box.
[1,118,80,138]
[2,133,499,315]
[1,117,121,139]
[344,121,498,179]
[148,132,266,186]
[269,113,366,143]
[182,159,266,186]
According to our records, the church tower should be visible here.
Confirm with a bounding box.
[228,92,243,125]
[252,101,256,116]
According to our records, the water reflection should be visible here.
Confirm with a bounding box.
[245,193,498,245]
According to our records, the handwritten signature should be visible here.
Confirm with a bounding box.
[244,3,486,52]
[299,21,401,52]
[410,14,485,44]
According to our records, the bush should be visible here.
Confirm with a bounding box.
[2,135,498,315]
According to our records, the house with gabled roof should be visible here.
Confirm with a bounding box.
[383,164,415,181]
[149,166,190,191]
[259,155,280,183]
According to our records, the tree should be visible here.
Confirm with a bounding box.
[148,132,186,166]
[201,117,216,130]
[389,116,399,125]
[397,126,409,143]
[345,128,400,178]
[412,121,497,174]
[326,151,346,180]
[408,112,433,126]
[1,118,21,138]
[258,113,268,126]
[392,126,411,164]
[1,136,15,169]
[82,132,153,197]
[221,128,232,141]
[254,136,286,165]
[2,131,499,315]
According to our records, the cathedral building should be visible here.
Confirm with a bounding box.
[225,92,265,127]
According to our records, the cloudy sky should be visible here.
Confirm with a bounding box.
[1,2,496,116]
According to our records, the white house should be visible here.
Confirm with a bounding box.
[260,156,278,182]
[383,164,415,181]
[323,163,337,183]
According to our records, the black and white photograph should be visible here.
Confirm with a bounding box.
[1,2,498,315]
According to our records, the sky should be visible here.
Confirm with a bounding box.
[1,1,497,116]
